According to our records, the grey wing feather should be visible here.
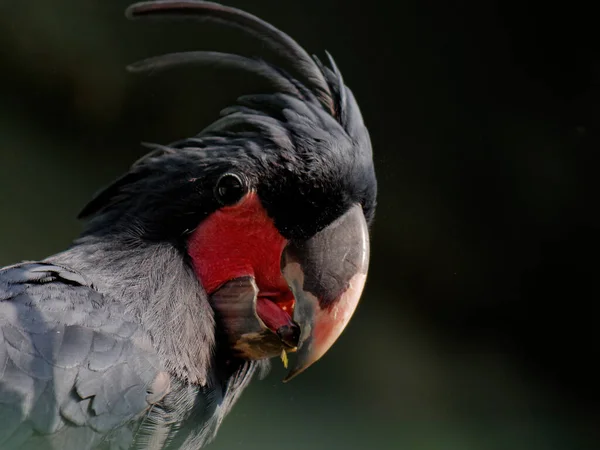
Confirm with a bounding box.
[0,262,169,450]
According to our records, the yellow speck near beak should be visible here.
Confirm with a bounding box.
[280,349,288,369]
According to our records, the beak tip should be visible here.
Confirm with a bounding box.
[282,368,302,383]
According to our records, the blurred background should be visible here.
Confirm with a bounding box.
[1,0,598,449]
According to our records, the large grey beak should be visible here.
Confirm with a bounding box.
[281,204,370,381]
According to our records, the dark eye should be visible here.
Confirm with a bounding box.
[214,173,247,206]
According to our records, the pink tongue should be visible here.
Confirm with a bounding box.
[256,297,294,331]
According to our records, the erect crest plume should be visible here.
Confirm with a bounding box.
[79,0,374,227]
[124,0,367,140]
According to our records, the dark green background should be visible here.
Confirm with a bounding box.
[1,1,597,449]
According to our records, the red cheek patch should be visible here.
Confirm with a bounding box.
[188,193,291,298]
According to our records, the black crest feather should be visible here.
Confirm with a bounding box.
[125,0,335,113]
[79,0,374,228]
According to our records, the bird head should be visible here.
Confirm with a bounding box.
[79,0,376,381]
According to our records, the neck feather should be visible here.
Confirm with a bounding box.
[48,235,215,385]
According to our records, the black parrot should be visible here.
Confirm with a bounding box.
[0,1,376,449]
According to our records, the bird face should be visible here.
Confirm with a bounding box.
[189,165,371,380]
[81,1,376,381]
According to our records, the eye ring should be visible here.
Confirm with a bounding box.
[214,172,248,206]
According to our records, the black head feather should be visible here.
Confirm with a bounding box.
[80,0,376,242]
[125,0,333,110]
